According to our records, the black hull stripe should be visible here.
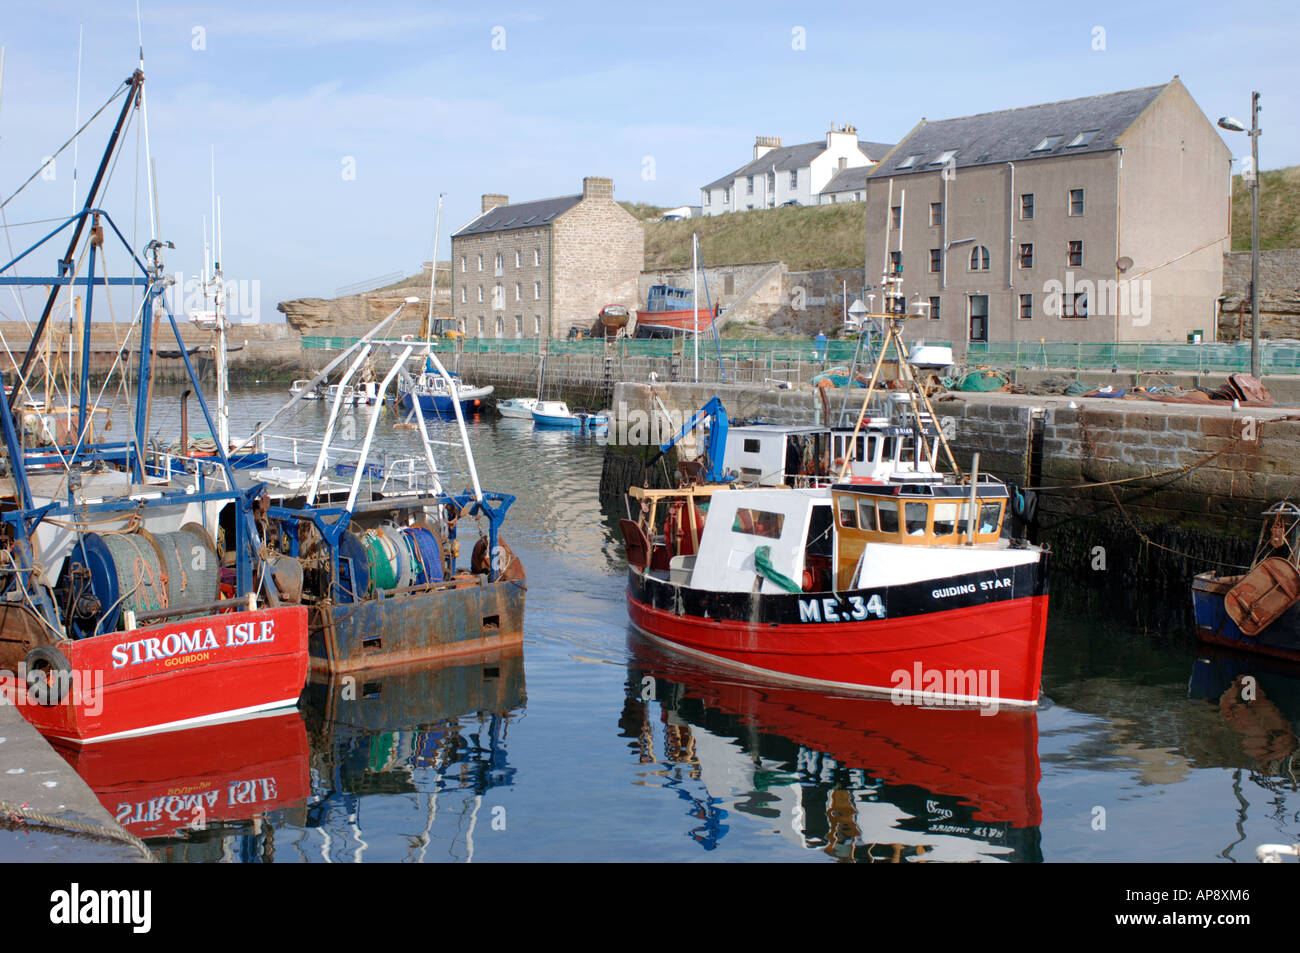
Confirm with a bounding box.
[629,553,1050,625]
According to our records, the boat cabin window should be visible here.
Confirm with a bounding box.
[880,436,896,462]
[732,508,784,538]
[905,501,928,536]
[743,438,761,453]
[834,491,1006,544]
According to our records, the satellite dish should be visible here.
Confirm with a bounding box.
[1116,256,1133,272]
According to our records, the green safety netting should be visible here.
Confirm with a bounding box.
[754,545,803,594]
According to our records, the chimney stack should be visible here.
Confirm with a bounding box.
[582,176,614,200]
[754,136,782,160]
[482,194,509,214]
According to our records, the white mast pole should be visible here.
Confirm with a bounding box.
[426,193,444,347]
[692,233,699,382]
[214,192,229,450]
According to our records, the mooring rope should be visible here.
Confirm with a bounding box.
[0,798,154,861]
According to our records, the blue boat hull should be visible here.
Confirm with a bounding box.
[1193,571,1300,660]
[533,413,608,429]
[400,392,478,417]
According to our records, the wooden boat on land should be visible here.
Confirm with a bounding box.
[622,273,1050,706]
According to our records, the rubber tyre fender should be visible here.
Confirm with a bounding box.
[25,644,72,706]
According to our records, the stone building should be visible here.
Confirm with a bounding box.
[450,177,644,339]
[865,78,1232,344]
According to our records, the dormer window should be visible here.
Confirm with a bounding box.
[930,149,957,166]
[1067,129,1101,148]
[1031,135,1064,153]
[897,154,924,169]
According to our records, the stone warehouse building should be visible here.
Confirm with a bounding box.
[865,78,1231,344]
[701,125,894,214]
[451,177,644,339]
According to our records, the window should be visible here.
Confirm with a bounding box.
[1019,243,1033,268]
[732,509,784,538]
[1031,135,1064,153]
[855,191,862,201]
[929,248,941,273]
[1063,292,1088,318]
[477,285,484,303]
[1020,193,1034,220]
[477,254,483,271]
[1067,129,1100,148]
[493,284,504,310]
[515,315,523,338]
[534,248,541,266]
[929,296,941,320]
[930,202,943,226]
[460,287,466,304]
[1069,188,1085,216]
[534,281,541,300]
[477,316,485,336]
[514,282,521,301]
[790,170,797,189]
[969,245,990,271]
[1019,293,1033,319]
[743,438,761,453]
[929,149,957,166]
[723,188,730,203]
[888,250,902,275]
[460,255,466,273]
[1068,240,1083,267]
[838,504,857,529]
[494,253,503,276]
[746,176,754,195]
[905,502,929,536]
[534,315,542,336]
[875,500,900,534]
[514,250,521,268]
[890,205,901,229]
[897,154,923,169]
[495,316,503,337]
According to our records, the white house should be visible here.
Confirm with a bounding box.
[700,124,893,215]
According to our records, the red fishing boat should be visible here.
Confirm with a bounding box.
[622,294,1050,707]
[0,67,311,746]
[1,606,308,744]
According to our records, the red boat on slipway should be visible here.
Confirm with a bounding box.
[622,294,1049,707]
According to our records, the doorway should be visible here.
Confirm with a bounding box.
[968,295,989,342]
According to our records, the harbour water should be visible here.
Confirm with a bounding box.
[91,385,1300,862]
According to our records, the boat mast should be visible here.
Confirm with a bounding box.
[214,192,229,450]
[425,193,444,350]
[692,232,699,382]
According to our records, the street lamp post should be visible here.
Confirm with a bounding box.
[1219,93,1262,378]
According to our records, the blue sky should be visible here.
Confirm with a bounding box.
[0,0,1294,322]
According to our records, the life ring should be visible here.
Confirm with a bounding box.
[24,645,72,705]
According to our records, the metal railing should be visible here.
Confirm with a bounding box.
[300,335,1300,376]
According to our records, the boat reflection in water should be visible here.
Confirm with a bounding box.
[298,647,526,862]
[1190,650,1300,781]
[622,635,1043,862]
[56,711,311,860]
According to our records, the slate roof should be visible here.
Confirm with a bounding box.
[820,165,872,194]
[870,83,1169,178]
[703,138,892,190]
[452,193,583,237]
